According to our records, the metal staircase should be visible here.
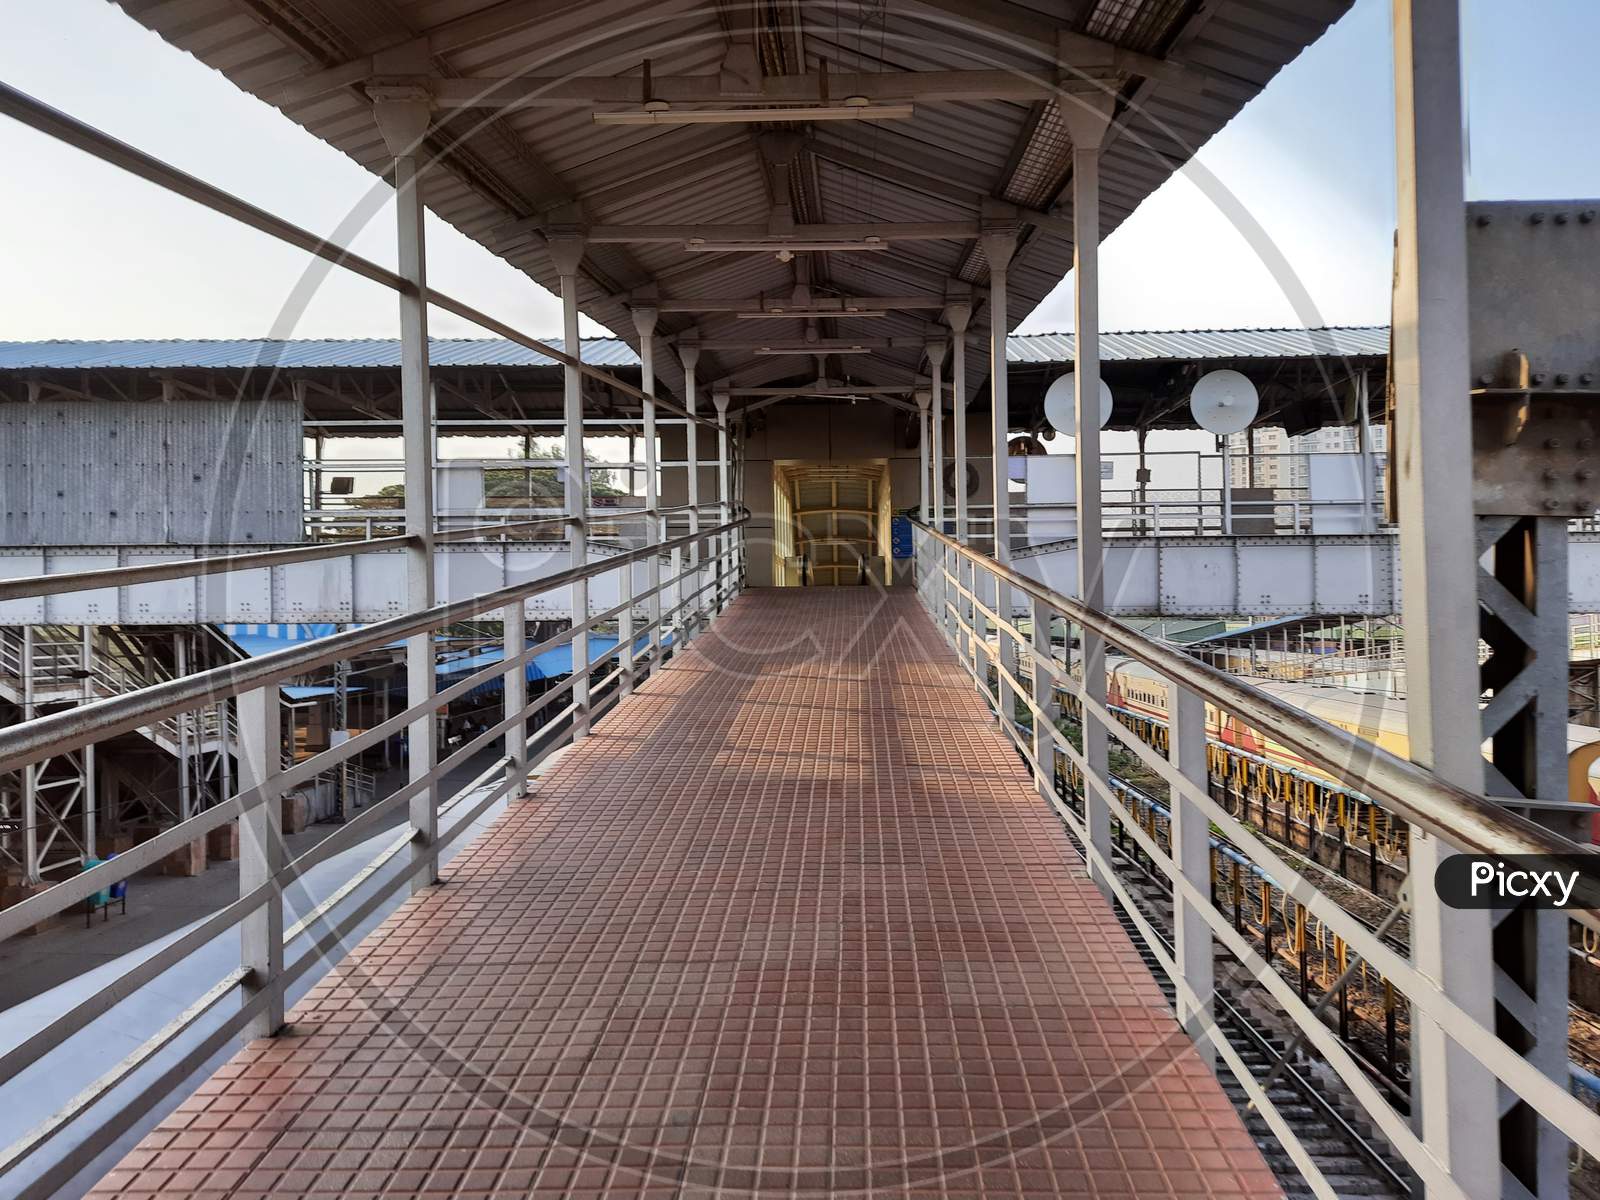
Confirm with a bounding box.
[0,624,241,880]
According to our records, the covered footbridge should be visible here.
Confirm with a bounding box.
[0,2,1596,1199]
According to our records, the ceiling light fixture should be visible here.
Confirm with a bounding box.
[735,309,887,319]
[683,238,889,254]
[593,103,914,126]
[753,346,873,356]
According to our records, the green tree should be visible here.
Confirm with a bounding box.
[346,445,625,510]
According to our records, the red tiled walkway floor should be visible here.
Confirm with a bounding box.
[92,589,1279,1199]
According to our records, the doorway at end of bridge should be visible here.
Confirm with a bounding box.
[772,459,903,587]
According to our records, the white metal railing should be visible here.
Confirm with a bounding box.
[959,495,1389,541]
[0,511,746,1199]
[295,503,722,549]
[911,519,1600,1200]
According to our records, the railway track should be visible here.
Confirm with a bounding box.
[1052,808,1416,1199]
[1044,744,1600,1198]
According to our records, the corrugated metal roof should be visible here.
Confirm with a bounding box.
[106,0,1350,406]
[1006,326,1391,363]
[0,328,1391,372]
[0,337,638,371]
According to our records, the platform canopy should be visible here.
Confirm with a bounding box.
[113,0,1352,414]
[0,324,1388,434]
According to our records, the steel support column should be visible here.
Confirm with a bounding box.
[1478,514,1575,1197]
[1357,370,1377,534]
[550,232,590,738]
[681,343,701,642]
[375,79,441,892]
[1390,3,1499,1192]
[929,339,947,534]
[983,227,1018,563]
[948,300,972,544]
[917,389,931,519]
[1064,98,1115,893]
[982,219,1019,728]
[948,300,974,666]
[633,306,663,665]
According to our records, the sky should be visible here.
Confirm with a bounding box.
[1,0,1597,345]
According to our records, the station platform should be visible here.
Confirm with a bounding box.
[87,588,1279,1199]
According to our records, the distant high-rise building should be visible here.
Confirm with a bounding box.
[1227,424,1387,489]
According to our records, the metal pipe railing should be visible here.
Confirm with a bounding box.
[0,510,748,1196]
[913,518,1590,868]
[910,519,1600,1200]
[0,517,580,605]
[0,513,746,775]
[0,82,722,435]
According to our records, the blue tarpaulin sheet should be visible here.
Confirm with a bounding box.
[437,631,673,683]
[219,624,670,705]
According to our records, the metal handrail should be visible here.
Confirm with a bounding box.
[0,515,746,1195]
[912,518,1593,872]
[911,520,1600,1198]
[0,517,582,605]
[0,82,723,435]
[0,512,748,775]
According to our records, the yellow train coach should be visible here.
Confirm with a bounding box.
[1105,656,1600,817]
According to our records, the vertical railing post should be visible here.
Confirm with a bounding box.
[632,305,663,673]
[1062,96,1117,893]
[20,627,38,884]
[617,548,636,698]
[548,228,591,740]
[713,389,732,612]
[670,541,684,647]
[957,552,973,670]
[1169,681,1215,1063]
[81,627,97,860]
[374,72,441,891]
[237,685,284,1039]
[916,389,933,606]
[503,600,528,793]
[1220,442,1233,535]
[1029,597,1058,810]
[175,632,193,821]
[732,428,746,589]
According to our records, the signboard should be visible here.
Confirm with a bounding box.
[890,516,914,559]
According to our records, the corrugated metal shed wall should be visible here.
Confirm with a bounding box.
[0,398,301,545]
